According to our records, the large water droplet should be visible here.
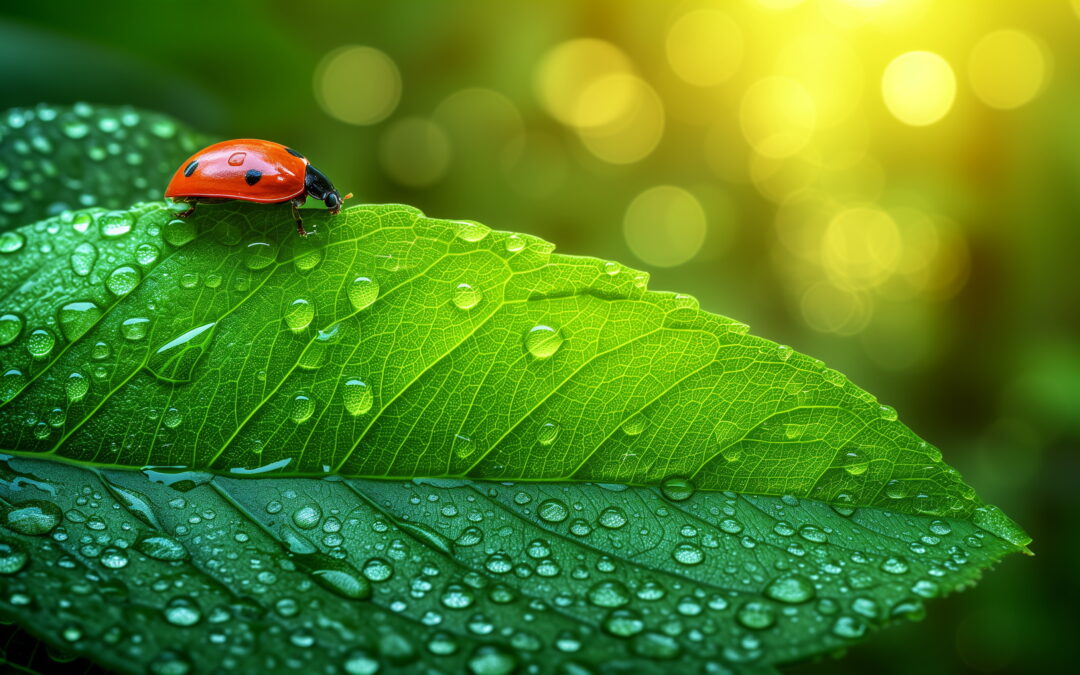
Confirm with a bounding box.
[537,499,569,523]
[164,597,202,626]
[289,393,315,423]
[598,507,628,529]
[672,543,704,566]
[536,421,560,446]
[588,580,631,608]
[764,574,816,604]
[347,276,379,311]
[285,298,314,331]
[736,601,777,630]
[69,242,97,276]
[0,314,23,346]
[57,301,101,341]
[0,540,29,575]
[106,265,140,296]
[0,231,25,253]
[66,372,89,402]
[2,501,62,536]
[452,283,482,310]
[661,477,695,502]
[120,317,150,341]
[147,323,217,383]
[26,328,55,358]
[99,211,133,237]
[524,324,563,359]
[343,378,374,415]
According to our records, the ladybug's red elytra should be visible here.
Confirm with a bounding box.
[164,139,350,237]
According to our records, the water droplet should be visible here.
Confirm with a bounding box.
[289,393,315,423]
[162,407,183,429]
[120,317,150,341]
[672,543,704,566]
[736,601,776,630]
[69,242,97,276]
[343,378,373,415]
[455,526,484,547]
[524,324,563,358]
[135,242,160,265]
[26,328,55,358]
[831,615,866,639]
[1,369,26,402]
[587,580,631,608]
[661,477,695,502]
[880,556,910,575]
[99,211,133,237]
[2,501,62,536]
[57,301,101,341]
[0,540,29,575]
[454,220,490,242]
[347,276,379,311]
[163,218,197,247]
[136,534,188,561]
[0,231,25,253]
[441,583,476,609]
[879,405,898,422]
[285,298,314,332]
[452,283,482,310]
[621,413,646,436]
[164,597,202,626]
[839,449,868,475]
[537,499,569,523]
[798,524,828,543]
[602,608,645,637]
[504,235,525,253]
[453,434,476,459]
[105,265,140,296]
[361,557,394,581]
[884,480,907,499]
[100,547,129,569]
[342,650,381,675]
[598,507,628,529]
[777,344,793,361]
[536,421,560,446]
[0,314,23,346]
[292,504,322,529]
[764,574,816,604]
[466,645,517,675]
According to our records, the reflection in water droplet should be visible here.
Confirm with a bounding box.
[26,328,55,358]
[99,211,133,237]
[69,242,97,276]
[537,421,560,446]
[661,477,695,502]
[524,324,564,358]
[343,378,374,415]
[879,405,898,421]
[537,499,569,523]
[285,299,314,331]
[57,301,102,341]
[764,574,816,604]
[106,265,140,296]
[348,276,379,311]
[452,283,482,310]
[120,317,150,341]
[290,393,315,423]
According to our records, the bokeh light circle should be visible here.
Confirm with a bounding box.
[740,77,817,158]
[535,39,634,129]
[623,186,707,267]
[881,51,956,126]
[822,206,901,289]
[378,117,451,187]
[969,30,1047,110]
[314,46,401,126]
[666,10,743,87]
[578,75,665,164]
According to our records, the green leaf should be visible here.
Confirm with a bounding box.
[0,201,1029,532]
[0,114,1028,671]
[0,454,1019,673]
[0,104,207,233]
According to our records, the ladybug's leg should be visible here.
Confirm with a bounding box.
[175,202,196,219]
[291,199,309,237]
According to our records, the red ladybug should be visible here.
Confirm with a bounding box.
[164,139,350,237]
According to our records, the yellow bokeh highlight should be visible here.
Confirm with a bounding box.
[623,186,707,267]
[740,77,817,158]
[822,206,901,289]
[969,30,1047,110]
[882,51,956,126]
[377,117,451,188]
[777,33,862,128]
[800,282,872,335]
[535,39,635,129]
[314,46,401,126]
[578,75,665,164]
[666,10,743,87]
[755,0,806,9]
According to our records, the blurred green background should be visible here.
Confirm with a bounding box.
[1,0,1075,672]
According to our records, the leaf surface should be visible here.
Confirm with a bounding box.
[0,454,1018,674]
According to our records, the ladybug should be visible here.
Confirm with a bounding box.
[164,139,350,237]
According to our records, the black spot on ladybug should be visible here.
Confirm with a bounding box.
[183,160,198,177]
[245,169,263,186]
[285,147,305,159]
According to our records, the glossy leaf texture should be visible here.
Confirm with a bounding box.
[0,104,207,233]
[0,455,1020,674]
[0,201,1027,534]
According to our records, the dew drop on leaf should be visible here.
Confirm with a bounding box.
[660,477,695,502]
[289,393,315,423]
[347,275,380,312]
[26,327,55,358]
[536,421,560,446]
[69,242,97,276]
[0,313,23,346]
[120,317,150,341]
[537,499,569,523]
[57,301,101,341]
[342,378,373,415]
[285,298,314,332]
[452,282,482,310]
[524,324,563,359]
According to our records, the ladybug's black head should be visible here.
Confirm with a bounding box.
[304,163,347,215]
